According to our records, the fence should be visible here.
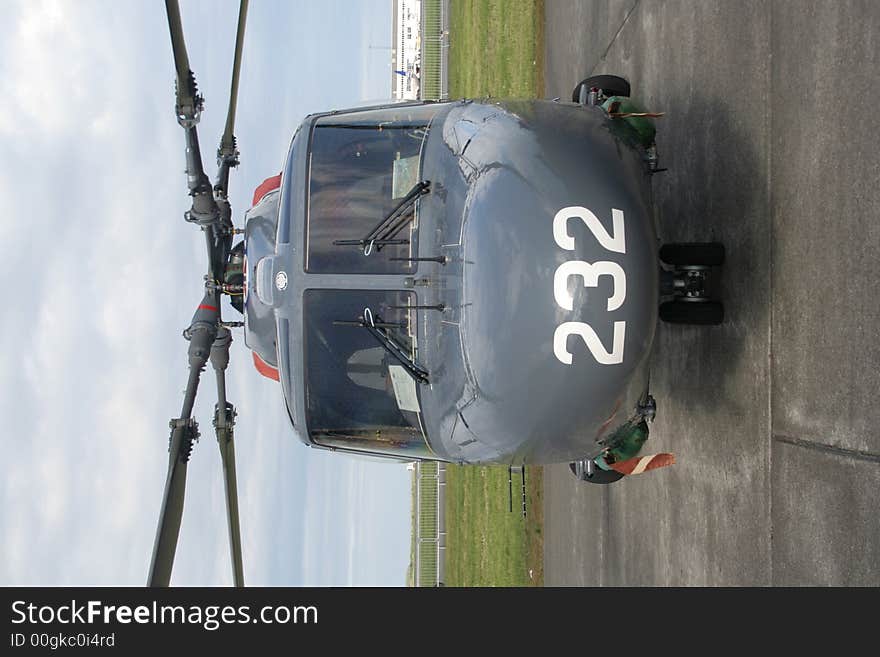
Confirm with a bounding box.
[413,461,446,586]
[419,0,449,100]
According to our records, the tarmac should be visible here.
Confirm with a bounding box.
[542,0,880,586]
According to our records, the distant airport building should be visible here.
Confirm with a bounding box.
[391,0,421,99]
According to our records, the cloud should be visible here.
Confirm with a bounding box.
[1,0,409,587]
[0,0,230,585]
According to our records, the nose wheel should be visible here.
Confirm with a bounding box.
[659,242,725,325]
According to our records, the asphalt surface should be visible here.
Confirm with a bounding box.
[542,0,880,586]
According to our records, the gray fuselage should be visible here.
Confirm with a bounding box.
[244,99,658,465]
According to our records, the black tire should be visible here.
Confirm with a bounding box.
[569,462,625,484]
[659,242,725,267]
[571,74,631,103]
[659,300,724,325]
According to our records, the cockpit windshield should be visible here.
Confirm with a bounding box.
[305,104,440,274]
[304,289,434,460]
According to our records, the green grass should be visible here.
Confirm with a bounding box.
[448,0,544,99]
[445,464,543,586]
[421,0,443,100]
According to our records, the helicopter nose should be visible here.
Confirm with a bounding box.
[454,160,657,461]
[461,163,658,372]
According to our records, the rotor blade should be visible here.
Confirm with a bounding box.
[148,367,202,587]
[211,328,244,586]
[165,0,220,228]
[220,0,249,158]
[148,294,219,587]
[165,0,194,109]
[165,0,201,114]
[215,397,244,587]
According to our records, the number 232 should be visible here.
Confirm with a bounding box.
[552,206,626,366]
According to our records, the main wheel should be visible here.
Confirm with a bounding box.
[571,74,631,103]
[659,299,724,325]
[660,242,725,267]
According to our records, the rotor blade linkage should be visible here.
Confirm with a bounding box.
[165,0,221,228]
[211,327,245,587]
[148,293,220,587]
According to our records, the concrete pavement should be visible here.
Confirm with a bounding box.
[542,0,880,586]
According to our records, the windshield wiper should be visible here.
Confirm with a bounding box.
[333,307,429,384]
[333,180,430,256]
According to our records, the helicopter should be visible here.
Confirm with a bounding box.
[150,0,725,586]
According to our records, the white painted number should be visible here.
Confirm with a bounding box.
[554,321,626,365]
[553,206,626,254]
[553,260,626,312]
[552,206,627,366]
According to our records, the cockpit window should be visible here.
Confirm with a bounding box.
[303,289,434,459]
[305,104,439,274]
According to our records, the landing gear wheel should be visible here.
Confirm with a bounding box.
[660,242,725,267]
[571,74,631,103]
[659,299,724,325]
[569,462,625,484]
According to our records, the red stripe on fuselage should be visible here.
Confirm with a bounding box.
[252,174,282,206]
[198,304,219,311]
[252,351,280,381]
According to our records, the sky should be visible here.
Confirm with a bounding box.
[0,0,414,586]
